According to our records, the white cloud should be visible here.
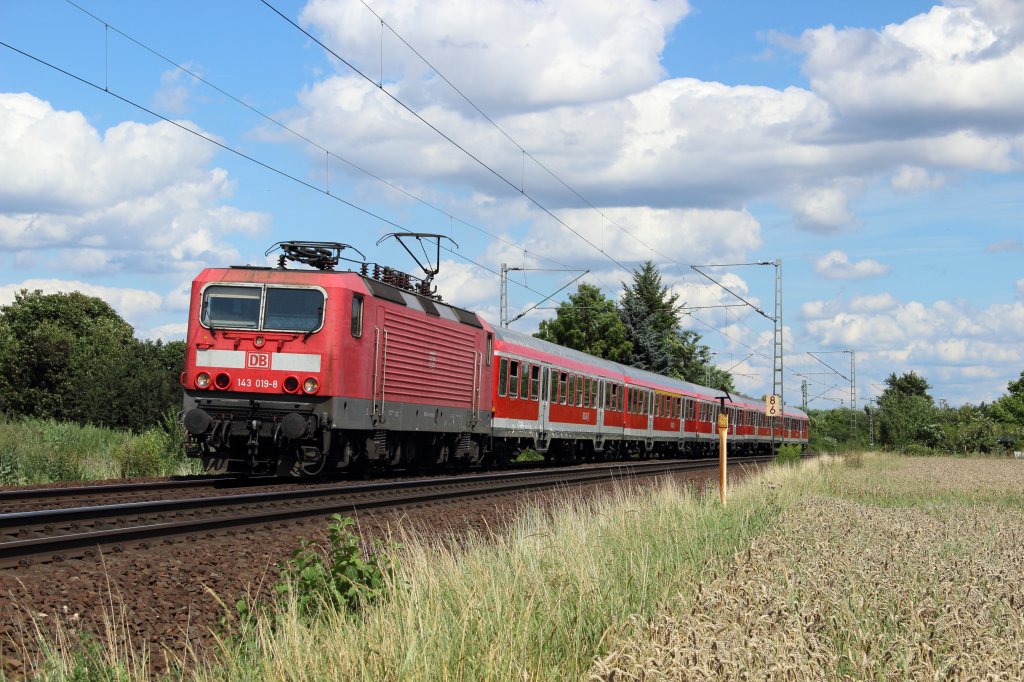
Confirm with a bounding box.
[891,164,946,192]
[0,93,270,273]
[300,0,690,113]
[1017,277,1024,297]
[814,250,889,279]
[787,185,858,232]
[507,206,761,269]
[431,258,501,311]
[284,0,1024,241]
[0,279,165,330]
[803,293,1024,403]
[800,2,1024,139]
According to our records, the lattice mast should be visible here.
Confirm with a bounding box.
[772,259,783,448]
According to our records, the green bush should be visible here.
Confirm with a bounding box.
[773,444,802,466]
[0,412,198,485]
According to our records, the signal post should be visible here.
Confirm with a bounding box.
[715,393,732,506]
[717,411,729,505]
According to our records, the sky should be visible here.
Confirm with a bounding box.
[1,0,1022,409]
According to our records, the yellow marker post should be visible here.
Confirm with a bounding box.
[717,412,729,506]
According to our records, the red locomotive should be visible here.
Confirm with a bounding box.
[180,242,808,476]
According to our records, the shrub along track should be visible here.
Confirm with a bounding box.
[0,456,773,678]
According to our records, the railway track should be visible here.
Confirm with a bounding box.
[0,456,773,569]
[0,475,282,512]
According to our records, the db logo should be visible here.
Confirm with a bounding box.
[246,352,270,369]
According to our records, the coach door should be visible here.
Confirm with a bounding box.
[539,366,551,434]
[647,390,654,435]
[597,378,606,441]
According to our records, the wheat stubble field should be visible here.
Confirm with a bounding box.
[592,454,1024,681]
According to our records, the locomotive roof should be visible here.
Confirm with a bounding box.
[493,326,807,418]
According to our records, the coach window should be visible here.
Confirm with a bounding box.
[520,364,530,399]
[498,358,509,397]
[350,294,364,338]
[509,360,520,399]
[582,378,591,408]
[575,375,583,406]
[559,372,568,404]
[530,365,540,400]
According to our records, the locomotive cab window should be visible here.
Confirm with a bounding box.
[202,285,261,329]
[264,287,324,332]
[350,294,364,338]
[201,284,325,333]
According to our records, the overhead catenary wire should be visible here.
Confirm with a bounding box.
[258,0,630,271]
[0,38,562,301]
[60,0,586,283]
[355,0,673,264]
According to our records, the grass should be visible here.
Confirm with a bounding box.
[0,412,201,486]
[185,461,825,682]
[17,452,1024,681]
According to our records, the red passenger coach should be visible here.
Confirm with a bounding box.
[490,327,809,461]
[181,241,808,476]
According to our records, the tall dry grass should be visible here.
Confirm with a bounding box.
[193,461,828,681]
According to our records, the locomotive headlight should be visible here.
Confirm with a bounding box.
[254,336,265,348]
[303,377,320,394]
[195,372,211,388]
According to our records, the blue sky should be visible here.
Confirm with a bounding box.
[1,0,1022,408]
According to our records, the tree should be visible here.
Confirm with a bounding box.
[991,370,1024,428]
[883,371,932,399]
[618,261,733,390]
[0,289,184,431]
[618,261,685,375]
[534,283,632,363]
[876,371,937,451]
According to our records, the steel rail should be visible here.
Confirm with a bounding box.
[0,456,774,568]
[0,475,273,503]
